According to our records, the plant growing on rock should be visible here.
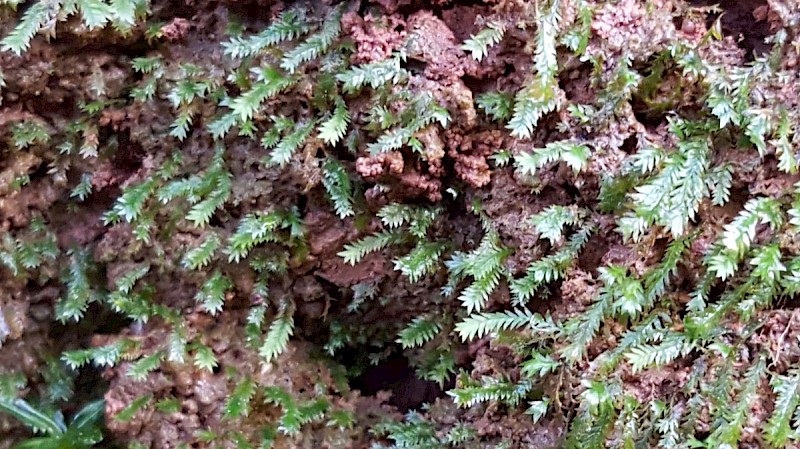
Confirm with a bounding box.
[6,0,800,448]
[0,398,105,449]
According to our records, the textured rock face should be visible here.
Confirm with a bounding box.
[3,0,800,448]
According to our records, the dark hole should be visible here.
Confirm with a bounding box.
[71,365,110,412]
[351,354,448,412]
[401,58,428,77]
[778,294,800,310]
[208,214,225,228]
[49,303,134,343]
[649,237,671,264]
[298,100,310,115]
[577,233,611,274]
[620,135,638,154]
[111,129,144,172]
[688,0,772,60]
[673,14,685,31]
[561,182,585,208]
[25,161,50,182]
[727,185,749,207]
[296,194,308,216]
[150,0,196,21]
[116,39,158,61]
[47,304,128,419]
[462,75,491,97]
[395,1,432,17]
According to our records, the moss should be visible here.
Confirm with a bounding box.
[2,0,800,448]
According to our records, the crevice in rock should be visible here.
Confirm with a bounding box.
[689,0,772,60]
[349,351,451,412]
